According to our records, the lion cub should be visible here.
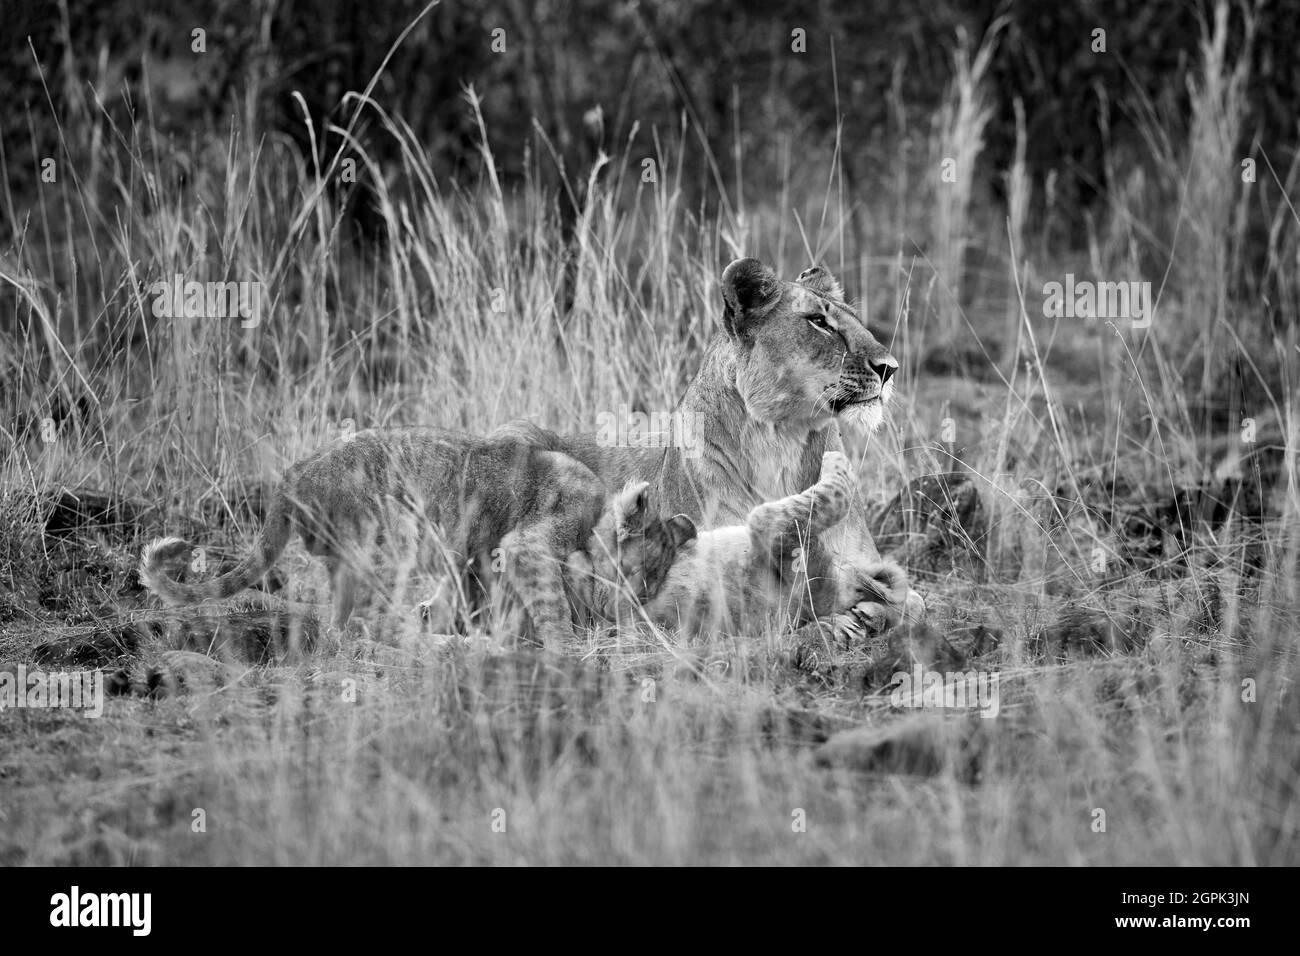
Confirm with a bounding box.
[140,426,692,648]
[571,451,908,639]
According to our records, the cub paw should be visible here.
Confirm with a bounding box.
[831,596,899,646]
[819,450,850,481]
[418,580,459,632]
[846,599,895,636]
[840,560,910,631]
[830,609,870,644]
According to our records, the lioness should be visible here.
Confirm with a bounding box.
[572,450,909,639]
[139,426,693,647]
[526,258,923,625]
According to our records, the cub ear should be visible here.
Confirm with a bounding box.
[721,258,780,337]
[796,264,844,301]
[610,480,652,538]
[666,513,697,549]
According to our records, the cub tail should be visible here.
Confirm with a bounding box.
[139,497,293,606]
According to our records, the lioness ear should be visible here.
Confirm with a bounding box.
[667,513,697,549]
[611,480,652,538]
[721,258,780,337]
[796,264,844,301]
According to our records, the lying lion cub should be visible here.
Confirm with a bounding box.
[571,451,909,641]
[139,426,692,648]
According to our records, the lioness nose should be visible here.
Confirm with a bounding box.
[872,355,898,386]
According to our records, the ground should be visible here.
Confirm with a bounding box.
[2,364,1294,866]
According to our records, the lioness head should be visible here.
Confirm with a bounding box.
[720,258,898,433]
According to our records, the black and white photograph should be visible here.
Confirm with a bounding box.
[0,0,1295,897]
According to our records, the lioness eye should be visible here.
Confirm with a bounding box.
[806,314,832,332]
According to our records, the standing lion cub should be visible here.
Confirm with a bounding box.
[139,426,692,648]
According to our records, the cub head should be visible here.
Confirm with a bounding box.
[720,257,898,433]
[587,480,697,606]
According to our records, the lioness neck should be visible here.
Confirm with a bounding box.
[656,334,828,525]
[555,334,831,528]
